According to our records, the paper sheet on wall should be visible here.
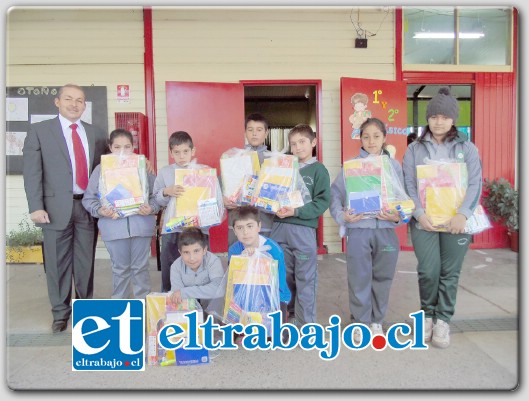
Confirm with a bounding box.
[6,132,27,155]
[6,98,28,121]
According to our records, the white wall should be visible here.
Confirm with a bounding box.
[5,6,396,253]
[5,7,146,235]
[151,7,396,252]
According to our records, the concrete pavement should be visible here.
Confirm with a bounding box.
[4,248,519,391]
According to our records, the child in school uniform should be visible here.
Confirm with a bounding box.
[330,117,404,341]
[403,88,482,349]
[228,205,291,311]
[224,113,275,246]
[82,129,159,299]
[153,131,223,292]
[228,205,291,343]
[169,227,225,310]
[270,124,331,326]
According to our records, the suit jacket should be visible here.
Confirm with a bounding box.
[23,116,108,230]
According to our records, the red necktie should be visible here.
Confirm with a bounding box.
[70,123,88,190]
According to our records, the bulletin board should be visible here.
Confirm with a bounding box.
[5,86,108,175]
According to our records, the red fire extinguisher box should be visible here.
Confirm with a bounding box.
[115,112,147,157]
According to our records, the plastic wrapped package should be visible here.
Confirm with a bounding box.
[238,174,259,205]
[220,148,260,205]
[416,160,491,234]
[416,160,468,231]
[99,153,149,217]
[212,249,280,333]
[146,293,209,366]
[252,153,311,213]
[464,204,492,234]
[163,163,225,233]
[343,155,414,220]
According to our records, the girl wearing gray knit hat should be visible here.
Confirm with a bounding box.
[402,87,483,349]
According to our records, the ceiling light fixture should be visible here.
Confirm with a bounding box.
[413,32,485,39]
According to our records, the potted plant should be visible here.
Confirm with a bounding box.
[481,178,519,252]
[5,214,44,263]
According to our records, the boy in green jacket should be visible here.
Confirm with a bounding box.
[270,124,330,326]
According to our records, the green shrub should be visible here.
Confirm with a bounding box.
[6,214,43,247]
[482,178,518,232]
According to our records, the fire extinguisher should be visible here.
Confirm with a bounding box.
[127,119,139,152]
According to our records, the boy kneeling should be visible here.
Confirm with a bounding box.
[169,227,225,310]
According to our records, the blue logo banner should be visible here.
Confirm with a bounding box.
[72,299,145,371]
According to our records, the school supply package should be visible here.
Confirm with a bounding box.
[343,154,414,220]
[252,153,311,213]
[99,153,149,217]
[220,148,261,205]
[464,204,492,234]
[220,250,280,333]
[416,159,491,233]
[163,163,225,232]
[146,293,209,366]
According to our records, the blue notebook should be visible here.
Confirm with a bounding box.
[233,284,272,312]
[257,182,289,200]
[348,190,381,213]
[105,184,134,204]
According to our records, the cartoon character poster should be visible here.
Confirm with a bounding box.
[341,78,408,163]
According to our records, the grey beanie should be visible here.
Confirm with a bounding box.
[426,87,459,123]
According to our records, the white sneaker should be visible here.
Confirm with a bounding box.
[369,323,384,336]
[432,320,450,348]
[353,327,363,345]
[424,317,433,342]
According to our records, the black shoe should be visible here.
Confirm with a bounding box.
[52,320,68,333]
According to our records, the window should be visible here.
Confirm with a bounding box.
[407,85,472,141]
[403,7,512,68]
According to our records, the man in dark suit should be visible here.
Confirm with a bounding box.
[22,84,108,333]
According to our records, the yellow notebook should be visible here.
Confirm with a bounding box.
[426,187,458,226]
[173,168,217,217]
[176,187,211,216]
[103,167,143,198]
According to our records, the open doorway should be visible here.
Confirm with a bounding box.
[404,84,474,249]
[407,84,473,142]
[245,85,315,154]
[242,81,326,254]
[243,83,319,156]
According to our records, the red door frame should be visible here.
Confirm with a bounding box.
[240,79,327,254]
[399,73,517,250]
[399,73,476,252]
[143,7,156,169]
[395,8,518,250]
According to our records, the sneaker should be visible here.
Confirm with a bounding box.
[424,317,433,342]
[432,320,450,348]
[353,327,363,345]
[369,323,384,336]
